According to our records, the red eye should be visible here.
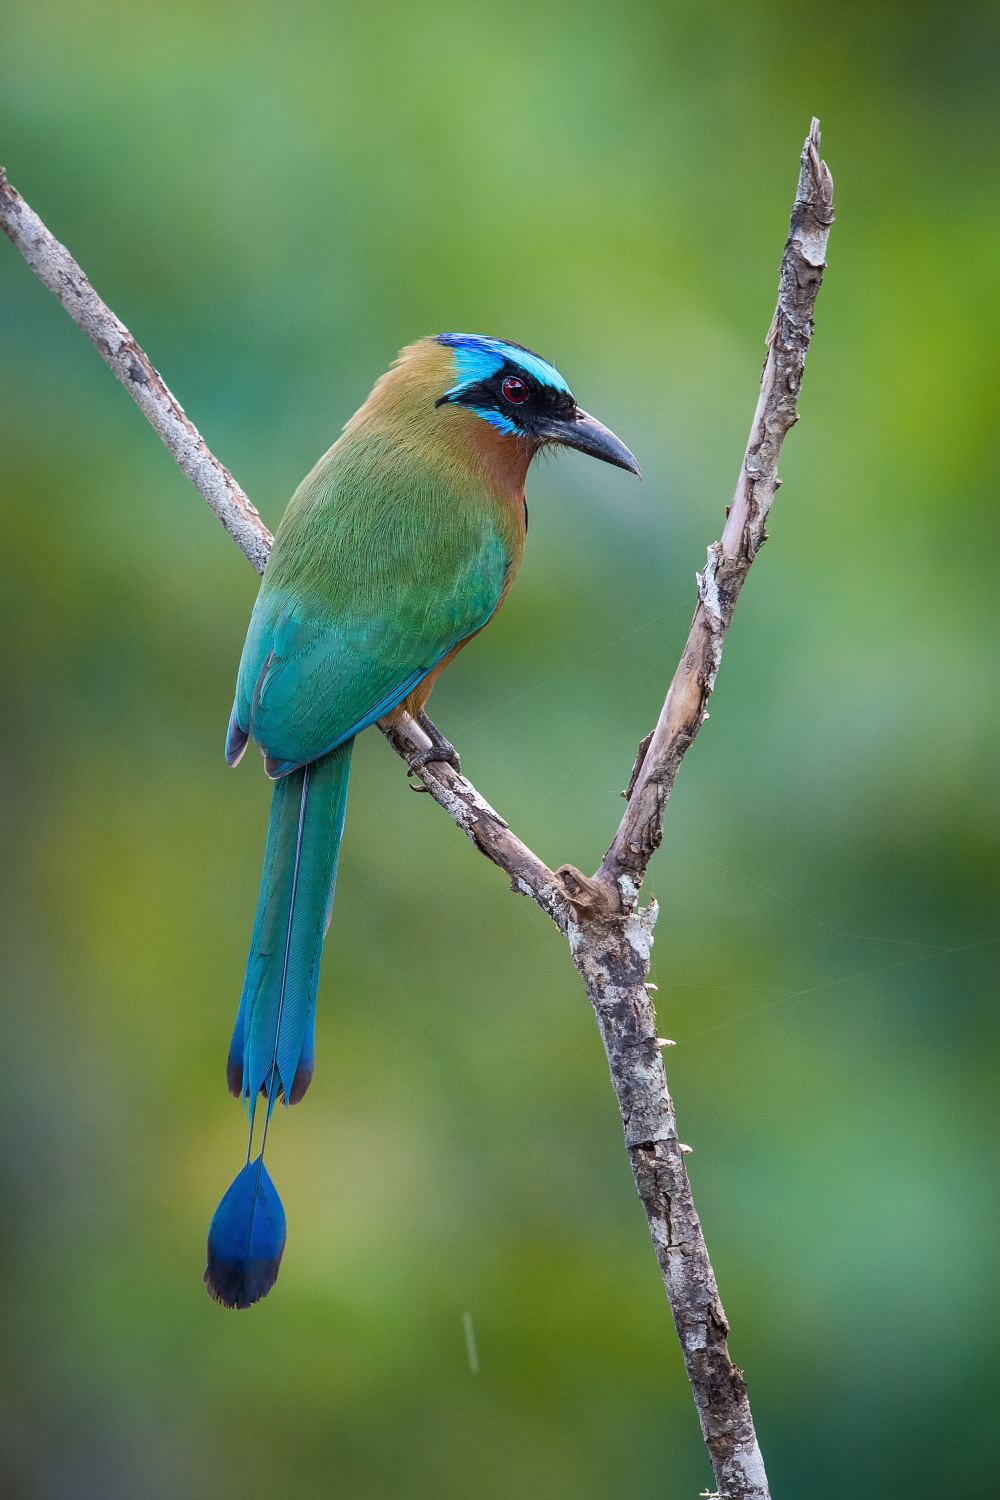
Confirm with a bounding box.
[502,376,528,404]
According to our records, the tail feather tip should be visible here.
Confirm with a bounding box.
[204,1157,286,1311]
[204,1253,283,1309]
[226,1056,243,1098]
[288,1061,313,1105]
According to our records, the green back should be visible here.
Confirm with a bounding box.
[234,426,518,770]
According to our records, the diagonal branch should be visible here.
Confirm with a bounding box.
[1,123,834,1500]
[598,122,835,900]
[0,161,570,927]
[0,166,273,574]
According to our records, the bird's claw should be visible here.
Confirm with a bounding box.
[416,709,461,770]
[406,710,461,778]
[407,745,459,773]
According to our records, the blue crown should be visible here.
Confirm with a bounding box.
[437,333,571,395]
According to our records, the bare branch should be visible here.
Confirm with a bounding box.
[378,712,571,929]
[598,120,834,903]
[1,124,834,1500]
[0,167,273,574]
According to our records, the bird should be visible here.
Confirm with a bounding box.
[204,332,640,1308]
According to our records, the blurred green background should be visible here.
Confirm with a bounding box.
[1,2,998,1496]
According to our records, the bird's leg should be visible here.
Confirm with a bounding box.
[407,709,462,781]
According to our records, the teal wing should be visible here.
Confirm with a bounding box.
[228,531,509,775]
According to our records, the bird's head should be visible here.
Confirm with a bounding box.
[432,332,641,478]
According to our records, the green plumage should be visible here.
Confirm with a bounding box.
[225,338,524,1119]
[235,429,513,774]
[208,332,638,1307]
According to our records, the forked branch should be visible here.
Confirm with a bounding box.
[0,122,834,1500]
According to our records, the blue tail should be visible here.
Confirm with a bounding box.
[227,739,353,1109]
[206,739,353,1308]
[204,1156,286,1308]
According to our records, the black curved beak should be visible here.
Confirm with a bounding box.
[539,407,641,477]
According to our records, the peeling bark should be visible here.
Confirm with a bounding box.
[569,903,770,1498]
[0,122,834,1499]
[379,710,572,930]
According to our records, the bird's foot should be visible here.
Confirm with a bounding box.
[407,710,461,787]
[415,709,461,770]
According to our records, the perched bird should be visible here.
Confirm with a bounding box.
[205,333,640,1308]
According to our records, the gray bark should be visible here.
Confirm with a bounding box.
[0,122,834,1499]
[0,167,272,574]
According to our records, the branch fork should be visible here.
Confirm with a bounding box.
[1,120,834,1500]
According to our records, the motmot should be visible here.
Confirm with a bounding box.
[205,332,640,1308]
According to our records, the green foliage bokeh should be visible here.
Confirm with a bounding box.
[1,2,998,1496]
